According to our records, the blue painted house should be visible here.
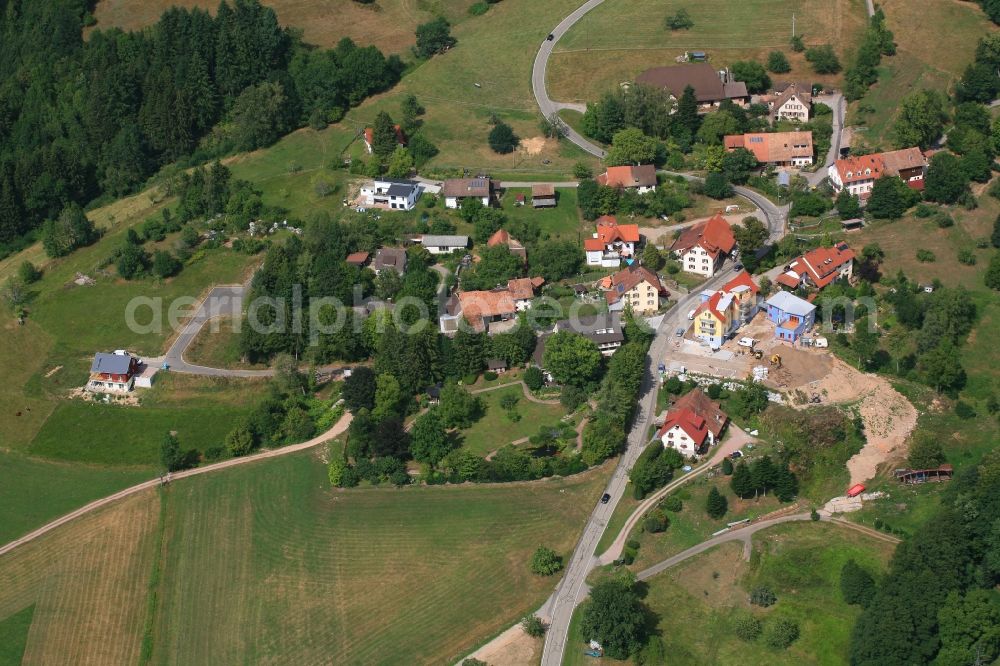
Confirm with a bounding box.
[765,291,816,343]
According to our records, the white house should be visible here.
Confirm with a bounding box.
[419,235,469,254]
[655,390,729,458]
[358,179,422,211]
[669,213,737,277]
[442,178,494,209]
[760,83,812,123]
[584,216,641,267]
[87,351,141,394]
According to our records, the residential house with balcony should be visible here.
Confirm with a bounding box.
[828,147,927,199]
[669,212,737,277]
[656,389,729,458]
[584,216,641,267]
[603,264,664,314]
[554,312,624,356]
[358,178,421,210]
[765,290,816,343]
[775,242,855,291]
[692,270,762,348]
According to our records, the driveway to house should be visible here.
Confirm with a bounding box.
[0,412,353,558]
[805,92,845,188]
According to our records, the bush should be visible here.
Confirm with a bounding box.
[573,162,593,179]
[152,250,182,278]
[805,45,841,74]
[530,546,563,575]
[643,510,669,533]
[790,35,805,52]
[721,457,734,475]
[521,615,546,637]
[664,8,694,30]
[935,213,954,228]
[916,249,936,262]
[734,613,762,641]
[749,586,776,607]
[488,121,519,154]
[840,559,876,607]
[704,172,733,199]
[763,619,800,649]
[483,370,498,381]
[954,400,976,419]
[662,495,683,512]
[524,366,544,390]
[17,261,41,284]
[957,249,977,266]
[462,373,479,385]
[468,1,489,15]
[706,383,723,400]
[767,51,791,74]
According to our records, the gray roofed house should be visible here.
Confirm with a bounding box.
[636,63,750,111]
[420,235,470,254]
[87,351,141,394]
[554,312,624,356]
[373,247,408,275]
[442,178,497,209]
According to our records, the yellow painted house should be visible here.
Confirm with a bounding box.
[692,271,762,348]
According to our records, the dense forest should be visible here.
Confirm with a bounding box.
[0,0,401,255]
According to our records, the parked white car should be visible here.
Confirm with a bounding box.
[814,337,829,348]
[737,337,756,348]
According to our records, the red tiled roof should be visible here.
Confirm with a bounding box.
[596,217,640,244]
[457,290,517,324]
[656,408,710,446]
[776,272,801,289]
[506,277,543,300]
[596,165,657,189]
[834,154,885,185]
[670,213,736,259]
[791,242,855,289]
[605,265,662,305]
[694,290,727,322]
[724,131,813,164]
[584,238,605,251]
[721,270,759,295]
[364,125,406,147]
[346,251,369,265]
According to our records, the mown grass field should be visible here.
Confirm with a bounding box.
[548,0,869,103]
[459,385,567,456]
[183,316,268,370]
[851,0,998,147]
[89,0,478,53]
[567,522,895,666]
[0,451,609,664]
[501,188,584,240]
[28,375,262,467]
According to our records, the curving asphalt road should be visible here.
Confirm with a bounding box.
[531,5,788,660]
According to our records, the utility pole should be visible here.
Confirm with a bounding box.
[792,14,796,38]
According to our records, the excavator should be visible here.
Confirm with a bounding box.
[770,354,782,369]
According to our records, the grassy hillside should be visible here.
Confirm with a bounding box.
[548,0,869,102]
[850,0,998,146]
[89,0,478,53]
[0,451,609,664]
[567,522,895,666]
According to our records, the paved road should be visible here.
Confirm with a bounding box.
[805,93,845,187]
[153,283,277,377]
[0,412,353,559]
[531,0,608,159]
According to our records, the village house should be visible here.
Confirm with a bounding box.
[758,82,812,123]
[345,251,370,268]
[419,234,469,255]
[827,147,927,199]
[724,131,814,167]
[372,247,407,276]
[765,290,816,343]
[487,228,527,262]
[603,264,664,314]
[554,312,625,356]
[669,212,737,277]
[636,63,749,112]
[506,276,545,310]
[532,184,557,208]
[692,270,762,348]
[595,164,658,194]
[775,242,855,291]
[439,277,544,334]
[358,178,422,211]
[584,216,641,267]
[656,389,729,458]
[442,177,497,209]
[363,125,406,154]
[86,351,141,394]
